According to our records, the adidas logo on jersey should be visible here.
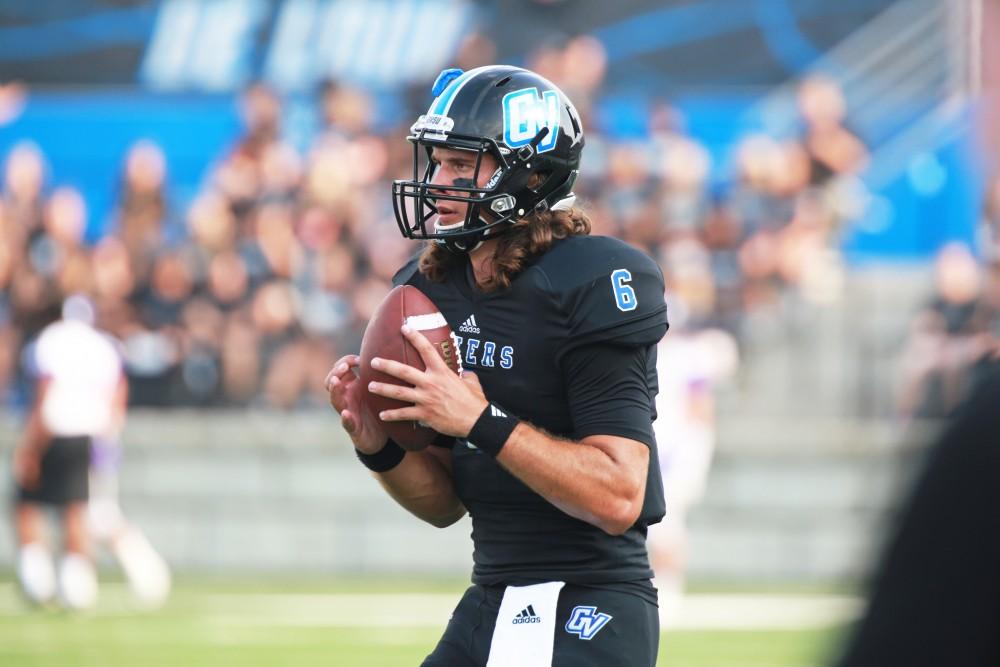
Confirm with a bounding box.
[458,315,480,334]
[512,604,541,624]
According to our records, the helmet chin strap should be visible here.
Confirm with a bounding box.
[434,215,489,253]
[432,218,465,234]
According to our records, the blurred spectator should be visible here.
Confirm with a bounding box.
[117,140,169,281]
[299,243,355,337]
[0,322,16,405]
[138,250,196,328]
[187,192,237,253]
[92,237,136,306]
[252,203,302,281]
[524,35,567,90]
[123,251,192,406]
[213,82,301,219]
[206,249,251,312]
[3,141,46,236]
[981,175,1000,262]
[797,75,868,185]
[177,297,225,404]
[655,123,711,237]
[359,218,413,283]
[262,333,333,410]
[252,280,313,408]
[969,259,1000,384]
[0,142,45,306]
[0,81,27,126]
[452,31,498,72]
[352,275,393,336]
[8,269,62,378]
[237,82,282,158]
[219,315,260,405]
[729,135,776,231]
[897,243,991,420]
[306,84,386,241]
[554,35,607,121]
[317,82,375,142]
[699,200,745,335]
[34,187,88,279]
[661,238,718,329]
[776,189,843,304]
[605,141,655,239]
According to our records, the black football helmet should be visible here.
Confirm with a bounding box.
[392,65,585,252]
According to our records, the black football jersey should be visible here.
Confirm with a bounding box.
[394,235,668,586]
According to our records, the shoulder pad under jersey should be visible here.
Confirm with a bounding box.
[392,253,423,287]
[535,236,669,357]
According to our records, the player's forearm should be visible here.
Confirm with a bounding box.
[17,406,50,454]
[18,381,52,454]
[495,425,648,536]
[374,451,466,528]
[108,375,129,437]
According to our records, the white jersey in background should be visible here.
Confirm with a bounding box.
[654,331,726,509]
[650,328,739,625]
[34,320,122,438]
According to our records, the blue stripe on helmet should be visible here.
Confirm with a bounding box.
[429,68,477,116]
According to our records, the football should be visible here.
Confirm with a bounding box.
[359,285,461,451]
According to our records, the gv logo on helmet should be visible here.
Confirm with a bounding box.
[502,87,560,154]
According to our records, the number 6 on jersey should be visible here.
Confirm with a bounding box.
[611,269,637,312]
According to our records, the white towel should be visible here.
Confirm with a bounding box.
[487,581,566,667]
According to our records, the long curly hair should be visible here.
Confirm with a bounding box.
[418,208,592,291]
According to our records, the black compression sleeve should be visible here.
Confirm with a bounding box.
[560,343,656,447]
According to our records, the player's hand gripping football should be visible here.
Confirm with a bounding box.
[325,355,388,455]
[368,324,488,438]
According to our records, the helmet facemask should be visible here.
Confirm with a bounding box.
[392,127,555,253]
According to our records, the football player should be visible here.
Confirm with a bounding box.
[326,66,668,666]
[12,296,125,610]
[88,434,172,608]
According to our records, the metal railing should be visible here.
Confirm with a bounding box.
[751,0,978,174]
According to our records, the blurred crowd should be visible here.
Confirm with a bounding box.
[0,35,875,411]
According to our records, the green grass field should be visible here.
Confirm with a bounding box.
[0,577,849,667]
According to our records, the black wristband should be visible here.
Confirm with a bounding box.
[467,403,519,458]
[355,439,406,473]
